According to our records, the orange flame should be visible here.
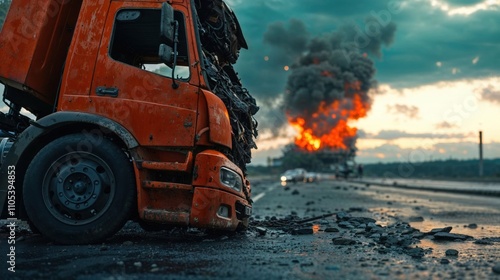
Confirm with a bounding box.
[288,81,371,152]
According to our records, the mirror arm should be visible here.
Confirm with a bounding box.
[171,20,180,89]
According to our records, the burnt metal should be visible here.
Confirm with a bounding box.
[195,0,247,65]
[195,0,258,173]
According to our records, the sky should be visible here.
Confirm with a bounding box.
[1,0,499,166]
[224,0,500,165]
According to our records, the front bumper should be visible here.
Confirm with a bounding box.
[191,187,251,230]
[191,150,251,230]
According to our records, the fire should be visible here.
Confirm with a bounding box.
[288,81,371,152]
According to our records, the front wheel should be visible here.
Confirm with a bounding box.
[23,133,136,244]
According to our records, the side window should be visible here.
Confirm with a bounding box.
[0,0,13,32]
[109,8,190,80]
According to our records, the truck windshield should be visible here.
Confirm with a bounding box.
[109,8,189,80]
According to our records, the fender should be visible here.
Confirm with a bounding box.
[202,90,232,149]
[0,111,139,218]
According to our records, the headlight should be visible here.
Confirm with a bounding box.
[220,167,243,192]
[281,176,287,182]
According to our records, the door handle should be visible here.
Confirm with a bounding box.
[96,87,119,97]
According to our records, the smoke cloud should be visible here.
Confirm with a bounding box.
[263,17,397,150]
[263,19,310,62]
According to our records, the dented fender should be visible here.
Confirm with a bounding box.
[201,90,232,149]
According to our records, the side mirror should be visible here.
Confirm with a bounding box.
[161,3,175,45]
[159,44,174,65]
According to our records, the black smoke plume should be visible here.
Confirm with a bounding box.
[264,17,397,150]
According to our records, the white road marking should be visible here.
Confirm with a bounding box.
[253,192,266,203]
[253,184,278,203]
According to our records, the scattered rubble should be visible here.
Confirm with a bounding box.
[332,237,357,245]
[292,228,314,235]
[433,232,473,241]
[427,227,453,235]
[493,264,500,274]
[249,208,487,262]
[440,258,450,264]
[445,249,459,256]
[474,237,500,245]
[256,227,267,236]
[408,216,424,222]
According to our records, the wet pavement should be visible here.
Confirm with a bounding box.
[356,177,500,196]
[1,178,500,279]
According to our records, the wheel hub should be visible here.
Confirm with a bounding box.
[55,161,103,211]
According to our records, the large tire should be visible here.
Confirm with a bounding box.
[23,133,136,244]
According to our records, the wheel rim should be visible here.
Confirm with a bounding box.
[42,151,116,225]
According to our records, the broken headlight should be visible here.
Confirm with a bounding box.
[220,167,243,192]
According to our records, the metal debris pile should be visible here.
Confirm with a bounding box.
[195,0,258,172]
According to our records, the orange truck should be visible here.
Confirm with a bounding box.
[0,0,257,244]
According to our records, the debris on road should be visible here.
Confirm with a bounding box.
[493,264,500,274]
[332,237,357,245]
[427,227,453,235]
[256,227,268,236]
[292,228,314,235]
[249,202,490,264]
[445,249,459,256]
[433,232,473,241]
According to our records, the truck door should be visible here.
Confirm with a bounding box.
[90,2,199,147]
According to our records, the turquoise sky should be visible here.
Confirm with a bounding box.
[225,0,500,164]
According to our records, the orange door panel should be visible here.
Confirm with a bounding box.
[62,1,200,147]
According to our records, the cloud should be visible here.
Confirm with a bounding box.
[433,0,500,15]
[445,0,486,6]
[478,85,500,104]
[355,2,500,88]
[233,0,500,97]
[255,96,288,135]
[387,104,420,119]
[435,121,459,129]
[368,130,468,140]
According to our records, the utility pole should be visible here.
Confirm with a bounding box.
[479,131,483,177]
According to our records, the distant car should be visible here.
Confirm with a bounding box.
[305,172,319,183]
[280,168,307,183]
[333,161,355,179]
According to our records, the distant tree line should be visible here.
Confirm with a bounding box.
[248,156,500,179]
[363,159,500,179]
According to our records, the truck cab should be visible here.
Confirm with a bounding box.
[0,0,256,244]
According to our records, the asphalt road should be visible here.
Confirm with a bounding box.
[1,178,500,279]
